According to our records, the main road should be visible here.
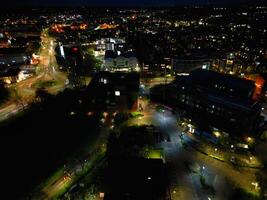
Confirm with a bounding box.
[0,28,67,122]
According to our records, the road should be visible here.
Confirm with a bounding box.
[27,79,263,199]
[126,99,261,200]
[0,28,67,122]
[140,76,174,89]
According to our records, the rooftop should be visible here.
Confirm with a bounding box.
[189,69,256,100]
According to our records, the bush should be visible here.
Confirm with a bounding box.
[0,83,9,104]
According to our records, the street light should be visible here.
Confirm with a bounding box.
[200,166,205,175]
[251,182,259,190]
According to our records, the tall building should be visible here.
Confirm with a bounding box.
[170,69,262,136]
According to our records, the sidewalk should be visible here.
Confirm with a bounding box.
[178,125,264,169]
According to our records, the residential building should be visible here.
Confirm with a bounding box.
[87,71,140,111]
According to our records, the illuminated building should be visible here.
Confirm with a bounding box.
[103,51,140,72]
[245,74,265,100]
[172,54,211,75]
[95,23,119,30]
[169,69,262,136]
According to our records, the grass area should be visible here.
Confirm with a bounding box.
[130,111,144,118]
[33,80,58,89]
[148,149,163,159]
[142,147,164,159]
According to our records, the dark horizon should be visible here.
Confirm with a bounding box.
[4,0,267,7]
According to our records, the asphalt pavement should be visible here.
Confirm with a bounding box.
[126,98,261,200]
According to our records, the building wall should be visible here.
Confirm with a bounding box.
[172,58,211,74]
[104,56,139,72]
[174,80,261,135]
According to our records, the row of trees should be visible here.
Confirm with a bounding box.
[2,88,103,199]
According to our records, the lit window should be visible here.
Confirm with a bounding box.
[202,64,207,69]
[115,91,120,96]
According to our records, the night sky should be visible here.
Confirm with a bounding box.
[5,0,266,6]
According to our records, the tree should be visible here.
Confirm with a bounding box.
[0,81,9,104]
[35,88,53,102]
[106,126,156,159]
[83,48,103,73]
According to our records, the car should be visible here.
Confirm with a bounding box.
[230,156,235,163]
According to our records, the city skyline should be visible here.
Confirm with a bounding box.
[0,3,266,200]
[5,0,267,6]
